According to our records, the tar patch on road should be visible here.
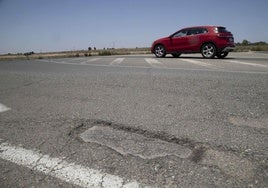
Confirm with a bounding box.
[80,125,192,159]
[68,119,257,180]
[68,119,205,161]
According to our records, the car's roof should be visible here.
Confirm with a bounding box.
[181,26,224,30]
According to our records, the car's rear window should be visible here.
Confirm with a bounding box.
[216,27,229,33]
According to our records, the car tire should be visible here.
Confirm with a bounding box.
[171,53,181,58]
[217,52,229,59]
[201,43,216,58]
[154,45,166,58]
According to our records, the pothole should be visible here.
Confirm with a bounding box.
[70,119,257,180]
[79,126,192,159]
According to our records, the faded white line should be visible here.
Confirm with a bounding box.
[145,58,167,68]
[181,59,218,69]
[0,103,10,113]
[37,59,67,64]
[0,141,145,188]
[80,58,101,64]
[110,58,125,65]
[67,57,87,61]
[37,59,268,74]
[224,60,268,68]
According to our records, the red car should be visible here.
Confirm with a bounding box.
[151,26,235,58]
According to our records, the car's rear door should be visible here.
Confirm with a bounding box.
[183,28,209,52]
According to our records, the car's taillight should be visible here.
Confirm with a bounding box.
[217,32,232,37]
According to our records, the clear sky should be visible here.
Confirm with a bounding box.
[0,0,267,54]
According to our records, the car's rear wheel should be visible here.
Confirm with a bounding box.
[217,52,229,59]
[154,45,166,58]
[171,53,181,58]
[201,43,216,58]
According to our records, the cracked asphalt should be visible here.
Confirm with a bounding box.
[0,53,267,187]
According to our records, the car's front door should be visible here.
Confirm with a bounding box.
[169,29,190,52]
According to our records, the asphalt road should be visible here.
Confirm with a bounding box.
[0,52,267,187]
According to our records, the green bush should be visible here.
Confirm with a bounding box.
[98,51,112,56]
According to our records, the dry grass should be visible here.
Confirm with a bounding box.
[234,44,268,52]
[0,48,151,60]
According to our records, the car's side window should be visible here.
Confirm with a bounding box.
[189,28,208,35]
[195,28,207,35]
[202,28,208,33]
[173,30,187,38]
[173,28,208,38]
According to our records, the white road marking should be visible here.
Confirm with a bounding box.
[37,58,268,74]
[145,58,166,68]
[110,58,125,65]
[0,141,145,188]
[181,59,218,69]
[0,103,10,113]
[80,58,101,64]
[37,59,66,64]
[224,60,268,68]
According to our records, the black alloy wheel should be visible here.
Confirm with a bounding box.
[201,43,216,58]
[154,45,166,58]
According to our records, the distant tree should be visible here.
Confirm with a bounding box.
[94,47,96,50]
[24,51,34,56]
[88,47,92,51]
[242,40,250,46]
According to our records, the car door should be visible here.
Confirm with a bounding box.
[187,28,203,51]
[169,29,190,52]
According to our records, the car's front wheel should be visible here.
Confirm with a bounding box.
[217,52,229,59]
[201,43,216,58]
[154,45,166,58]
